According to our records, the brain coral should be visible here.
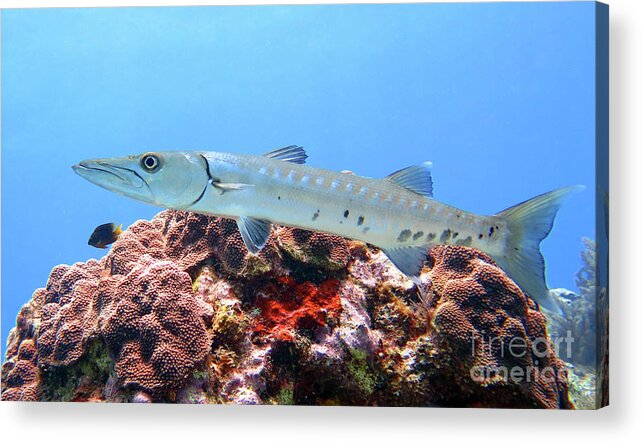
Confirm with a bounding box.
[148,210,282,277]
[11,221,215,397]
[276,227,349,271]
[37,261,103,367]
[419,246,573,408]
[101,256,211,391]
[1,339,40,401]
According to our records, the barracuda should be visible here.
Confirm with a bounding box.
[72,145,582,313]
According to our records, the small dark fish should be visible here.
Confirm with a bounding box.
[88,223,123,249]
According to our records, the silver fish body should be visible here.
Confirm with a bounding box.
[191,151,506,257]
[73,146,582,313]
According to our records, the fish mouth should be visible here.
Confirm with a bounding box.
[72,160,146,192]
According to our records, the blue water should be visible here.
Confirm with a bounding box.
[1,3,596,359]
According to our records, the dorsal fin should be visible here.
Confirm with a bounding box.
[263,145,308,164]
[385,162,433,197]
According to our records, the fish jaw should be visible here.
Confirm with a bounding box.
[72,158,152,202]
[72,152,209,209]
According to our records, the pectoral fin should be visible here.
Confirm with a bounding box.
[211,181,255,194]
[381,245,429,277]
[237,216,272,254]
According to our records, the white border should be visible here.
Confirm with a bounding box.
[1,0,640,441]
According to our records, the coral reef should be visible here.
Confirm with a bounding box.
[545,237,601,409]
[1,339,39,401]
[547,286,596,365]
[100,257,211,392]
[2,210,572,408]
[567,364,597,410]
[408,246,572,408]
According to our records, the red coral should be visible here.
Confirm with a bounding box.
[253,276,342,340]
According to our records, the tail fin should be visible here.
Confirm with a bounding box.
[492,186,584,314]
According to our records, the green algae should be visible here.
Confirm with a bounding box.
[273,384,295,405]
[212,301,248,348]
[568,364,597,410]
[282,245,344,271]
[39,339,114,402]
[347,348,376,396]
[192,266,213,293]
[241,255,274,278]
[192,368,209,381]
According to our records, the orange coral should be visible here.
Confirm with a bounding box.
[253,276,342,340]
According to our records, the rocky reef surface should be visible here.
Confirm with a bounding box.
[547,237,602,409]
[2,210,572,408]
[548,238,597,366]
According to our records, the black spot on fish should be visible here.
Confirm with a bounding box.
[412,231,424,241]
[278,196,281,200]
[397,229,412,242]
[344,210,349,218]
[312,210,320,221]
[427,233,436,241]
[478,234,484,239]
[357,215,364,226]
[489,226,495,237]
[440,229,452,243]
[455,236,473,246]
[452,232,459,239]
[363,227,370,234]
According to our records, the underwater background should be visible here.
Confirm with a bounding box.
[1,2,596,360]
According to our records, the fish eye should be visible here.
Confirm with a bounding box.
[140,153,162,173]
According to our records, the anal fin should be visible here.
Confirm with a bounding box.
[382,245,429,277]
